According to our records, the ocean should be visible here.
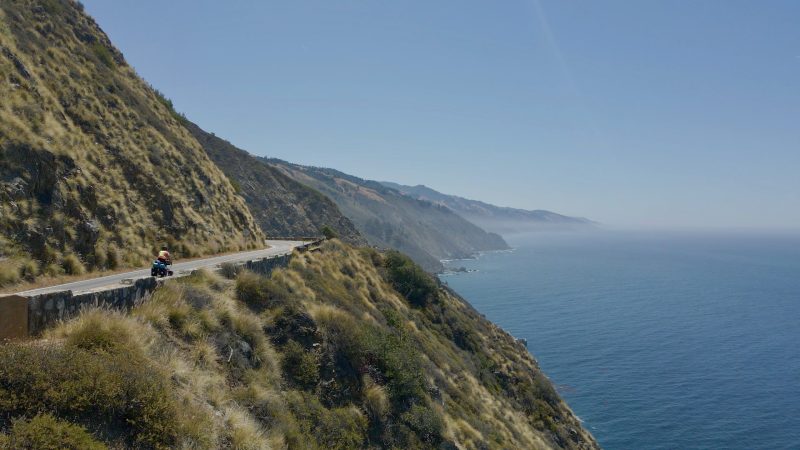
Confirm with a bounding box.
[440,230,800,450]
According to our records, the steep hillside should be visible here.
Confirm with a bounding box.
[0,241,598,449]
[382,182,596,234]
[184,120,365,246]
[268,160,509,271]
[0,0,263,285]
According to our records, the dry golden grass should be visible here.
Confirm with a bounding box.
[0,0,264,289]
[2,242,596,449]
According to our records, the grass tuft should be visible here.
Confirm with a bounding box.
[61,253,85,275]
[8,413,107,450]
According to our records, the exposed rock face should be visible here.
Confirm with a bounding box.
[184,120,366,246]
[0,0,264,271]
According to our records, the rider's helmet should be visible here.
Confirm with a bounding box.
[161,245,168,251]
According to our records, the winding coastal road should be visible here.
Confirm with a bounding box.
[16,240,308,297]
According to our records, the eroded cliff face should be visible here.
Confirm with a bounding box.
[0,0,263,279]
[0,240,598,449]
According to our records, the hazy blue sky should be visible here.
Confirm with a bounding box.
[82,1,799,229]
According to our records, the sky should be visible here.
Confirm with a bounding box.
[81,1,799,229]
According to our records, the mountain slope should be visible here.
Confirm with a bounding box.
[268,160,509,271]
[0,0,263,283]
[382,182,596,234]
[184,120,365,245]
[0,241,598,449]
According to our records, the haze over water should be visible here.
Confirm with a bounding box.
[442,230,800,449]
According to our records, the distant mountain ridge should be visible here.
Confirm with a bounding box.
[184,121,366,246]
[381,182,596,234]
[266,159,509,271]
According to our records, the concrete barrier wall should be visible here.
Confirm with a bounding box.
[26,277,159,336]
[0,241,324,339]
[242,253,292,274]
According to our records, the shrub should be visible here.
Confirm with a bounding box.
[228,177,242,194]
[8,414,107,450]
[40,0,65,15]
[236,270,282,310]
[281,340,319,389]
[62,253,85,275]
[314,308,426,408]
[65,322,126,353]
[383,251,439,307]
[401,404,444,445]
[0,344,180,448]
[287,392,367,450]
[91,42,114,68]
[377,332,426,406]
[220,262,240,279]
[19,260,39,282]
[320,225,338,240]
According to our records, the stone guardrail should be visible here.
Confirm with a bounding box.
[0,239,324,340]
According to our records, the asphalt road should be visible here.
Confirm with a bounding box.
[16,240,307,296]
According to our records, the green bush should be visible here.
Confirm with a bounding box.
[91,42,114,68]
[0,344,179,448]
[40,0,65,15]
[287,392,367,450]
[317,311,426,408]
[401,404,444,445]
[8,414,107,450]
[377,332,426,406]
[320,225,338,240]
[227,177,242,194]
[281,340,319,389]
[383,251,439,307]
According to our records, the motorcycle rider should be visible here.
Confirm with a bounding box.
[157,245,171,266]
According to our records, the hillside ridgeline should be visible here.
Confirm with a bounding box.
[0,241,598,449]
[184,120,365,246]
[381,182,595,234]
[0,0,264,287]
[268,160,509,271]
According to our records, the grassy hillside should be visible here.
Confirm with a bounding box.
[0,0,264,287]
[0,241,598,449]
[268,160,509,272]
[184,120,366,246]
[382,182,596,234]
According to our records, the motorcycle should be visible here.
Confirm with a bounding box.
[151,259,174,278]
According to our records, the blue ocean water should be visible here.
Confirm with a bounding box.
[441,230,800,450]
